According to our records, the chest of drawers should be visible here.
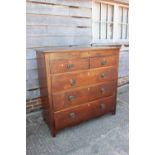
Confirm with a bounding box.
[37,46,120,137]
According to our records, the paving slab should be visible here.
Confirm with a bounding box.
[26,84,129,155]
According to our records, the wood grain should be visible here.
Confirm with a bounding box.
[27,35,91,48]
[27,2,92,18]
[27,14,91,27]
[27,25,92,37]
[49,51,89,60]
[27,0,92,9]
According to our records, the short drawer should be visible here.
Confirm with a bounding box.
[50,58,89,74]
[52,87,89,111]
[88,81,116,101]
[89,66,118,84]
[90,55,118,69]
[52,81,116,111]
[54,96,115,130]
[51,67,117,92]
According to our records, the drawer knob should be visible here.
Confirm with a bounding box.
[101,73,106,78]
[67,64,74,69]
[70,79,76,86]
[69,112,76,119]
[100,87,106,93]
[100,103,106,110]
[68,95,76,101]
[101,60,107,65]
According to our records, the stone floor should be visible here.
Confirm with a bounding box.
[26,84,129,155]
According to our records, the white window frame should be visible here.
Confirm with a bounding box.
[92,0,129,45]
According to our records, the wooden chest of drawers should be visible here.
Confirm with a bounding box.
[37,46,120,137]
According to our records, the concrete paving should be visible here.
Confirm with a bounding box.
[26,84,129,155]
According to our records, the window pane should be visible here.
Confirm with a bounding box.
[107,23,113,39]
[122,24,127,39]
[127,25,129,39]
[101,23,106,39]
[118,7,123,23]
[123,8,128,23]
[108,5,114,22]
[118,23,122,39]
[118,7,129,40]
[93,22,100,39]
[101,3,107,22]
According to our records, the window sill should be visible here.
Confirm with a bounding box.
[91,40,129,50]
[92,40,128,45]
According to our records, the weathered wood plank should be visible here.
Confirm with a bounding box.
[27,78,39,90]
[26,89,40,99]
[27,0,92,9]
[118,50,129,78]
[27,69,39,80]
[26,49,36,59]
[27,2,92,18]
[27,25,92,37]
[26,59,38,70]
[27,36,92,48]
[27,14,92,27]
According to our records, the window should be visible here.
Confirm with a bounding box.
[93,2,114,40]
[92,1,129,43]
[118,7,129,40]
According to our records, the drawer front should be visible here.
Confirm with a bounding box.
[52,81,116,111]
[52,87,89,111]
[54,96,115,129]
[86,96,115,120]
[51,70,90,92]
[89,81,116,101]
[51,67,117,92]
[90,55,118,69]
[50,58,89,74]
[89,67,118,84]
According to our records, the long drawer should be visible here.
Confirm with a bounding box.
[51,66,117,92]
[54,96,115,130]
[52,81,116,111]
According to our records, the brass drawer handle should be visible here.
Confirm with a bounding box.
[101,60,107,65]
[67,64,74,69]
[101,72,106,78]
[69,112,76,119]
[68,95,76,101]
[70,79,76,86]
[100,103,106,110]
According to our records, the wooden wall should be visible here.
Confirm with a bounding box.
[26,0,92,100]
[119,49,129,78]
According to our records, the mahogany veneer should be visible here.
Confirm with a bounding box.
[37,46,120,137]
